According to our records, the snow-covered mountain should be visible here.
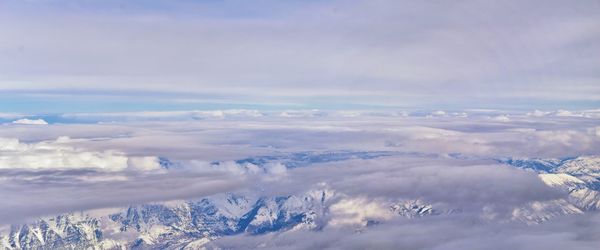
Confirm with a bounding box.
[501,156,600,214]
[1,188,436,250]
[232,151,396,169]
[3,154,600,249]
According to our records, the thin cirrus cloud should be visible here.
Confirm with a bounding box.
[0,0,599,111]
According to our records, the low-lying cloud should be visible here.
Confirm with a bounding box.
[0,112,598,249]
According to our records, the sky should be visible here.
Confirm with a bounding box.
[1,0,599,112]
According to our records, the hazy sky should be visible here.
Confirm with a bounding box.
[1,0,599,112]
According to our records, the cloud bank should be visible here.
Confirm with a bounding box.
[0,112,597,249]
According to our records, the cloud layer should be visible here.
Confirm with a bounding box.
[0,0,599,109]
[0,112,597,226]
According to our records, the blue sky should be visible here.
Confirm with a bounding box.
[0,90,598,114]
[1,0,599,113]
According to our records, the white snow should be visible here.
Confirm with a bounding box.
[538,173,585,187]
[556,156,600,177]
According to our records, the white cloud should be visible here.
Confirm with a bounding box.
[0,137,160,171]
[429,110,447,117]
[555,110,579,117]
[527,110,551,117]
[127,156,161,171]
[264,162,287,177]
[328,197,393,227]
[491,115,511,122]
[11,118,48,125]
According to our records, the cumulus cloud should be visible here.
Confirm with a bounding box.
[429,110,447,117]
[0,137,159,171]
[11,118,48,125]
[328,197,393,227]
[491,115,511,122]
[527,110,552,117]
